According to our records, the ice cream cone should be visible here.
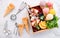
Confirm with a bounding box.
[22,17,30,34]
[18,24,24,36]
[4,3,15,17]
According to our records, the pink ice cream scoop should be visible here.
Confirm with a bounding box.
[43,8,49,16]
[46,2,53,8]
[40,1,46,7]
[40,1,46,9]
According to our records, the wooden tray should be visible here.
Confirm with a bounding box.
[28,5,48,33]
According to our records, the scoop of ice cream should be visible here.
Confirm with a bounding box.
[40,1,46,9]
[46,14,53,20]
[46,2,53,8]
[40,1,46,7]
[43,8,49,16]
[49,9,56,15]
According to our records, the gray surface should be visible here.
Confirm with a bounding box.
[0,0,60,38]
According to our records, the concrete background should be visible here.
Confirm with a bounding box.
[0,0,60,38]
